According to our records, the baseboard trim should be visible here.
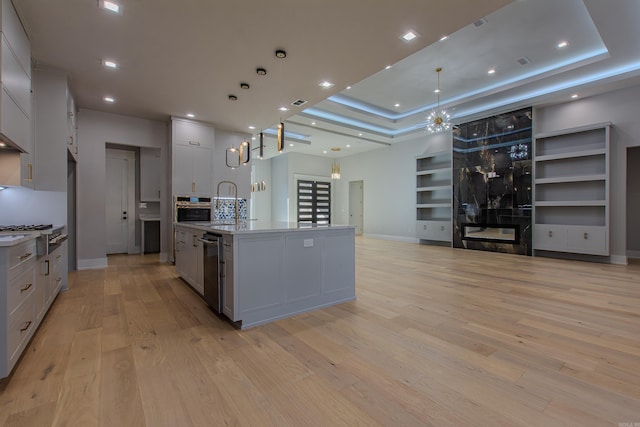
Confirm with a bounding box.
[610,254,628,265]
[77,258,108,270]
[363,233,420,244]
[159,252,168,263]
[626,250,640,259]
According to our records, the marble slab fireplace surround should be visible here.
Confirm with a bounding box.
[453,108,533,255]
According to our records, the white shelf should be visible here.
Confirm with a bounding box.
[417,203,451,208]
[535,148,606,162]
[535,200,606,207]
[534,121,612,139]
[417,185,451,192]
[535,174,606,184]
[416,167,451,176]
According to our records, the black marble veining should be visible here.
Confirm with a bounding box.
[452,108,532,255]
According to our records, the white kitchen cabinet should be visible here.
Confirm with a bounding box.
[140,147,161,201]
[171,118,214,197]
[221,235,234,320]
[416,151,452,244]
[32,68,70,191]
[1,238,37,378]
[66,86,78,161]
[174,225,203,295]
[0,0,31,153]
[533,122,610,256]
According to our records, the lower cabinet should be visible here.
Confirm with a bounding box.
[174,225,204,295]
[534,224,608,256]
[222,236,234,320]
[416,220,451,242]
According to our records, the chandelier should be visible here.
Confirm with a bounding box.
[426,67,451,133]
[331,160,341,180]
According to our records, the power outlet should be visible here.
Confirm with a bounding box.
[303,239,314,248]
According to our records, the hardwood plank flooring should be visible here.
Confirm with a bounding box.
[1,238,639,426]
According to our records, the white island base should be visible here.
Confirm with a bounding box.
[175,222,355,330]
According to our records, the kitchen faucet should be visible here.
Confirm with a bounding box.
[216,181,239,225]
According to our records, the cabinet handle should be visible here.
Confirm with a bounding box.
[423,225,427,230]
[188,140,201,146]
[56,254,62,260]
[221,260,226,279]
[192,235,197,247]
[19,252,32,260]
[440,225,445,231]
[584,232,588,240]
[45,259,50,276]
[548,231,553,238]
[20,321,32,332]
[56,277,63,284]
[192,182,196,193]
[28,163,33,181]
[20,283,33,293]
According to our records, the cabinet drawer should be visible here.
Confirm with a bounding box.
[533,224,567,251]
[8,239,36,271]
[7,294,36,367]
[567,226,607,255]
[7,265,35,315]
[416,220,451,242]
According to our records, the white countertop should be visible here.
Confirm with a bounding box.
[0,234,36,247]
[175,221,354,235]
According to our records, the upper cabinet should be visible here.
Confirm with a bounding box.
[141,147,161,202]
[66,85,78,161]
[32,68,70,191]
[171,118,214,196]
[0,0,31,153]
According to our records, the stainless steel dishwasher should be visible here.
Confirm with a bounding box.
[199,232,222,313]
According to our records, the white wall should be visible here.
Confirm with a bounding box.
[77,109,169,269]
[535,84,640,262]
[251,157,272,222]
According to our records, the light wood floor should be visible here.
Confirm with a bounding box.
[1,238,639,426]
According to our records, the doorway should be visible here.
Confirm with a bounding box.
[627,146,640,259]
[349,180,364,235]
[106,148,136,254]
[67,152,77,271]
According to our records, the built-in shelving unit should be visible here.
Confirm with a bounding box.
[533,122,611,256]
[416,151,452,243]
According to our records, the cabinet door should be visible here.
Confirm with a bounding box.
[174,229,189,278]
[567,227,607,255]
[222,237,235,320]
[192,145,212,196]
[533,225,567,252]
[0,85,29,152]
[172,144,194,195]
[140,148,161,201]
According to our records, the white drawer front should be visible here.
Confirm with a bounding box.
[8,239,36,271]
[8,295,36,368]
[567,226,607,255]
[7,266,35,315]
[417,220,451,242]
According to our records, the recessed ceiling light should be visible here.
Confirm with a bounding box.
[488,68,496,74]
[240,82,250,90]
[434,88,440,93]
[248,125,256,130]
[571,94,579,99]
[256,68,267,76]
[228,94,238,101]
[346,86,352,90]
[358,133,363,136]
[275,49,287,59]
[0,142,6,147]
[279,107,289,112]
[394,103,400,107]
[439,35,449,41]
[251,136,256,140]
[99,0,121,14]
[385,65,392,70]
[401,30,418,42]
[186,113,195,118]
[289,143,294,147]
[102,59,118,69]
[346,144,351,148]
[311,122,316,126]
[103,96,115,103]
[319,81,334,89]
[557,40,569,48]
[323,150,327,154]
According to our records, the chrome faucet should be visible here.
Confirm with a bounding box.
[216,181,239,225]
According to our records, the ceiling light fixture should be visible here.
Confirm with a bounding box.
[277,122,285,152]
[99,0,121,14]
[488,68,496,74]
[248,125,256,130]
[571,94,579,99]
[346,144,351,148]
[394,103,400,107]
[401,30,418,42]
[240,82,250,89]
[289,143,294,147]
[228,94,238,101]
[331,160,341,180]
[102,59,118,69]
[319,81,334,89]
[426,67,451,134]
[256,68,267,76]
[279,106,289,112]
[103,96,115,103]
[0,142,6,147]
[557,40,569,48]
[275,49,287,59]
[439,35,449,41]
[385,65,392,70]
[186,113,195,118]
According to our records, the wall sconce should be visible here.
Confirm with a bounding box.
[226,140,251,169]
[251,181,267,192]
[277,122,285,152]
[331,160,341,179]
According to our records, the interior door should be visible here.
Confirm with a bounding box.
[106,149,135,254]
[349,180,364,235]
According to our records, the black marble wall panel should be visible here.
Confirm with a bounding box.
[453,108,533,255]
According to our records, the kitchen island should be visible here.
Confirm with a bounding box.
[174,221,355,329]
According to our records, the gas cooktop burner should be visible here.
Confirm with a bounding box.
[0,224,53,232]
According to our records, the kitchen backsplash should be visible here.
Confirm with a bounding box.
[213,197,247,221]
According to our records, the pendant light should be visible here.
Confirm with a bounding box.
[277,122,285,152]
[426,67,451,133]
[331,160,341,180]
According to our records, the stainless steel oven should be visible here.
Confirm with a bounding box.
[174,196,212,222]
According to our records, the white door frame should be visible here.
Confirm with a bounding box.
[106,148,136,254]
[349,180,364,235]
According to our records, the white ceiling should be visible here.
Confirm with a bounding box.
[13,0,640,159]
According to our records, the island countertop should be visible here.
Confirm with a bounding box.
[175,221,355,235]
